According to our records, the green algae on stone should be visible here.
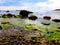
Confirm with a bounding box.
[25,24,35,29]
[1,24,10,29]
[41,22,50,25]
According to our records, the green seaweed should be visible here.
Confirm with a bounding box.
[25,24,35,29]
[1,23,10,29]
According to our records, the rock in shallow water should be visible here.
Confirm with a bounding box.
[28,15,38,20]
[52,19,60,22]
[43,16,51,20]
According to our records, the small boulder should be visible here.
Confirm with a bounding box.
[41,22,50,25]
[52,19,60,22]
[19,10,33,19]
[43,16,51,20]
[6,10,10,12]
[28,15,38,20]
[0,26,2,30]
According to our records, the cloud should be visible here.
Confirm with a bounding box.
[0,0,60,12]
[47,0,60,9]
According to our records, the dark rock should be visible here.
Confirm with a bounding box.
[0,26,2,30]
[52,19,60,22]
[54,9,60,11]
[28,15,38,20]
[2,14,15,18]
[43,16,51,20]
[7,14,15,18]
[41,22,50,25]
[1,22,10,24]
[6,10,10,12]
[58,27,60,29]
[19,10,33,19]
[33,29,38,31]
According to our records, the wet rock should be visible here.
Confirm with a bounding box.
[43,16,51,20]
[58,27,60,29]
[56,26,60,29]
[52,19,60,22]
[7,13,15,18]
[54,9,60,11]
[19,10,33,19]
[41,22,50,25]
[33,29,38,31]
[0,26,2,30]
[28,15,38,20]
[2,13,15,18]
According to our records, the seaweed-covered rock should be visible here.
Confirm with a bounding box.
[41,22,50,25]
[43,16,51,20]
[0,26,2,30]
[1,22,10,24]
[52,19,60,22]
[28,15,38,20]
[56,26,60,30]
[2,14,15,18]
[2,14,7,18]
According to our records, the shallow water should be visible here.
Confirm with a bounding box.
[0,10,60,26]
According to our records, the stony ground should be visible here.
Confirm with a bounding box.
[0,25,51,45]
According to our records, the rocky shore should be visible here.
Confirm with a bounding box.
[0,25,51,45]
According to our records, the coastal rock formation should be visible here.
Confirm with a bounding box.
[19,10,33,19]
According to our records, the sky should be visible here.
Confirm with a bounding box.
[0,0,60,12]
